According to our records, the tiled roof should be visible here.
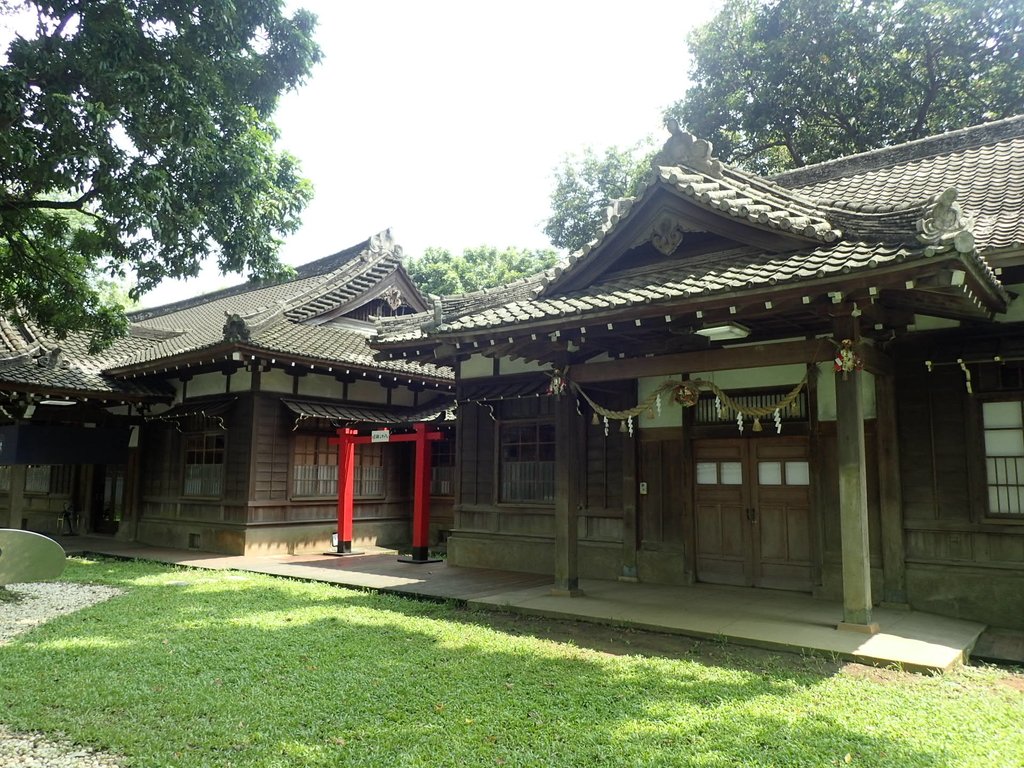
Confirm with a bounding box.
[775,116,1024,251]
[282,398,454,426]
[0,231,451,398]
[254,322,448,379]
[374,118,1019,349]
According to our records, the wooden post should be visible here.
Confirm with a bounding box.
[553,392,583,596]
[8,465,26,530]
[834,329,879,632]
[328,428,358,555]
[620,418,638,582]
[875,373,907,605]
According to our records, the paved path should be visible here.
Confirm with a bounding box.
[62,536,984,673]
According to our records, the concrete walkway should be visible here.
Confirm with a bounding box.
[61,536,984,673]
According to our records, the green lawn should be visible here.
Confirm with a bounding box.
[1,558,1022,768]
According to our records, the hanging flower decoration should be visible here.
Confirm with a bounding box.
[672,381,700,407]
[547,368,568,397]
[833,339,863,381]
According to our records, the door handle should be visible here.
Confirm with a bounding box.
[746,507,756,523]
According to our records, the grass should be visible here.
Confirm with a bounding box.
[1,558,1022,768]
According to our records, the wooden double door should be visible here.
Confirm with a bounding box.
[694,437,814,591]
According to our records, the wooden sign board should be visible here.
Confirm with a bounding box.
[0,529,66,586]
[371,429,391,443]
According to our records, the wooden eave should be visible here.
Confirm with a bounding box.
[463,256,985,339]
[0,381,172,404]
[382,253,1002,370]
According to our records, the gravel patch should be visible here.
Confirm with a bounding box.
[1,582,126,767]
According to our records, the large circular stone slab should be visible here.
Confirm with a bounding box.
[0,529,66,586]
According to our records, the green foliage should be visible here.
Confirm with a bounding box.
[406,245,558,295]
[668,0,1024,173]
[1,558,1023,767]
[544,143,653,254]
[0,1,321,349]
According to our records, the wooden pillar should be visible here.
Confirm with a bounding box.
[620,420,638,582]
[8,465,27,529]
[834,337,878,632]
[553,392,583,596]
[875,373,907,605]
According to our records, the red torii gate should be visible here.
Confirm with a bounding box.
[328,421,443,564]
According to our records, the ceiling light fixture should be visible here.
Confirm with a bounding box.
[695,322,751,342]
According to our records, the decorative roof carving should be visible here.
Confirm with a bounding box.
[369,228,403,258]
[654,118,723,179]
[917,188,975,253]
[650,213,688,256]
[222,313,252,343]
[35,347,66,369]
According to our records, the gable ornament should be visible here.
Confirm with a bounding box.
[650,213,688,256]
[654,118,723,179]
[917,188,975,254]
[381,286,404,311]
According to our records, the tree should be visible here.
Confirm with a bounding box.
[406,246,559,296]
[0,1,321,350]
[543,143,653,255]
[668,0,1024,174]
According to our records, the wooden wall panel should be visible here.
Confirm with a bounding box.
[897,366,972,523]
[224,396,252,502]
[251,395,289,501]
[639,437,683,547]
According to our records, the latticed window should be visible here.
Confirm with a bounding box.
[354,444,384,498]
[499,421,556,503]
[50,464,73,495]
[183,433,225,497]
[25,465,51,494]
[292,434,338,497]
[983,400,1024,517]
[431,437,455,496]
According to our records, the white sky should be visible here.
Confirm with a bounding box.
[121,2,724,306]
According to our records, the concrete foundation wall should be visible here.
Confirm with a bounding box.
[448,533,622,580]
[907,563,1024,631]
[637,548,690,585]
[136,517,412,557]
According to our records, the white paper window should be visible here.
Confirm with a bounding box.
[983,401,1023,428]
[758,461,783,485]
[983,401,1024,517]
[719,462,743,485]
[785,461,810,486]
[696,462,718,485]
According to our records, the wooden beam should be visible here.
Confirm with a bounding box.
[571,338,834,383]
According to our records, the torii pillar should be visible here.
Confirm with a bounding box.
[328,423,443,563]
[327,428,360,555]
